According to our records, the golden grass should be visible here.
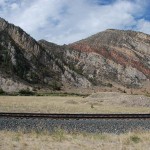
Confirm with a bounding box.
[0,96,150,113]
[0,129,150,150]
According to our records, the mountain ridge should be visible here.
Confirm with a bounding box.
[0,18,62,92]
[69,29,150,86]
[0,18,150,93]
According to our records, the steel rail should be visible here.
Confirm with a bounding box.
[0,113,150,119]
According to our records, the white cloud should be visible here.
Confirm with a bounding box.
[10,3,19,10]
[0,0,5,6]
[136,19,150,34]
[0,0,150,44]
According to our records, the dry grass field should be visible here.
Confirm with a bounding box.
[0,129,150,150]
[0,92,150,149]
[0,92,150,113]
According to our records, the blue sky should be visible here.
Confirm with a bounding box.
[0,0,150,44]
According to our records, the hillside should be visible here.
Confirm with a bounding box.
[0,18,150,93]
[68,29,150,88]
[0,18,61,92]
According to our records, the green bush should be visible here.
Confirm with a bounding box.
[123,90,127,93]
[106,83,113,87]
[18,89,35,96]
[145,93,150,97]
[0,89,5,95]
[130,135,140,143]
[51,81,61,91]
[88,78,98,86]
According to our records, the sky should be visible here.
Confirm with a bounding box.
[0,0,150,44]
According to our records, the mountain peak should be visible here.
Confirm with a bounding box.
[0,17,6,23]
[105,29,117,31]
[0,17,8,31]
[69,29,150,85]
[39,39,59,47]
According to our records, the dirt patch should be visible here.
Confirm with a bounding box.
[65,100,79,104]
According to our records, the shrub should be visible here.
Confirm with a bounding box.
[130,135,140,143]
[145,92,150,97]
[106,83,113,87]
[18,89,35,96]
[51,81,61,91]
[88,78,98,86]
[91,104,94,109]
[123,90,127,93]
[0,88,5,95]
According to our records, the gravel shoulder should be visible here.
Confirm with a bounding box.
[1,118,150,133]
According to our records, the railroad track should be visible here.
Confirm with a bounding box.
[0,113,150,119]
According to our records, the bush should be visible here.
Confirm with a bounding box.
[123,90,127,93]
[145,92,150,97]
[51,81,61,91]
[106,83,113,87]
[130,135,140,143]
[0,88,5,95]
[18,89,35,96]
[88,78,98,86]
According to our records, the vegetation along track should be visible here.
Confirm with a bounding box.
[0,113,150,119]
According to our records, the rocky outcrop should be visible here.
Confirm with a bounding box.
[0,18,61,91]
[0,72,31,92]
[39,40,91,88]
[69,29,150,87]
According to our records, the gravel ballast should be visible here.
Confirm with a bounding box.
[0,118,150,133]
